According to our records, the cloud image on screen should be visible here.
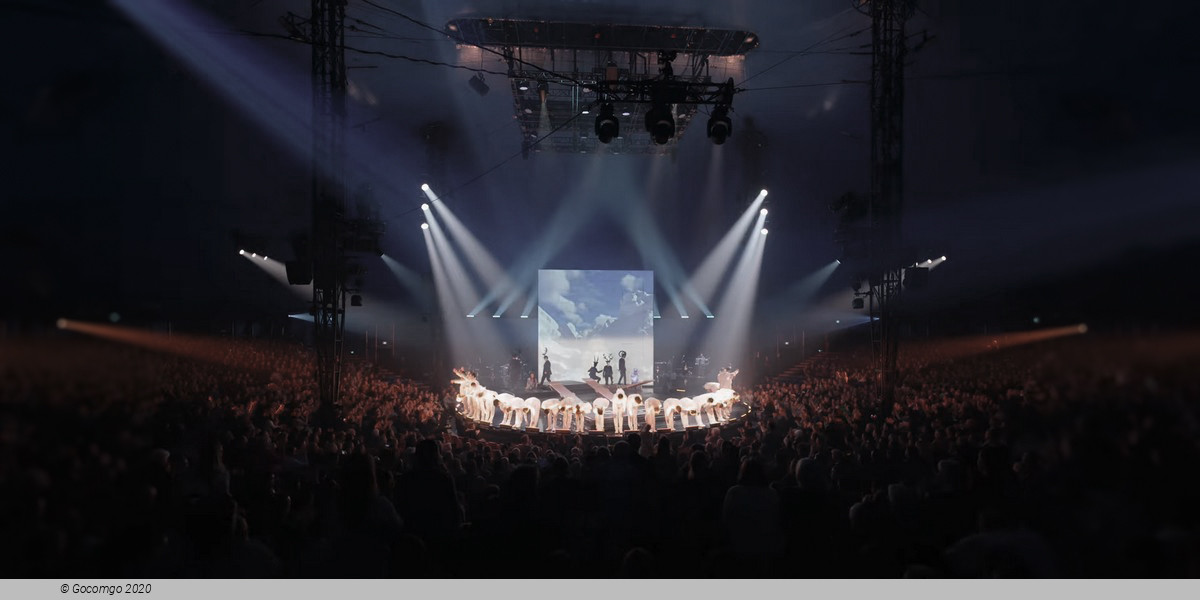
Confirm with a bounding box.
[538,270,653,385]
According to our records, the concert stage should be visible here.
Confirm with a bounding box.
[454,378,751,438]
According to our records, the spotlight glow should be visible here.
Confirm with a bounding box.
[251,253,257,257]
[238,249,245,255]
[760,189,768,197]
[941,255,947,260]
[761,228,768,235]
[263,256,268,260]
[760,208,768,216]
[421,203,429,211]
[421,223,429,230]
[421,183,430,191]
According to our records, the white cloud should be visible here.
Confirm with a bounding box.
[620,274,641,291]
[593,314,616,329]
[541,269,582,325]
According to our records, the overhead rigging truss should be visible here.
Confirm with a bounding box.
[448,18,759,154]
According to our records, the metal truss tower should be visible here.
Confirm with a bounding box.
[310,0,347,426]
[859,0,914,417]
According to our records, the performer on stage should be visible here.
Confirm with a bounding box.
[602,354,614,385]
[588,359,600,382]
[539,348,553,386]
[718,366,740,390]
[617,350,627,385]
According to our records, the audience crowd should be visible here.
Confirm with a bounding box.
[1,332,1198,577]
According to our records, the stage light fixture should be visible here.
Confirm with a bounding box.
[421,203,429,211]
[941,255,947,260]
[707,105,732,144]
[262,255,268,260]
[350,294,362,307]
[621,110,631,116]
[251,253,257,257]
[760,208,768,216]
[421,183,430,191]
[594,103,619,144]
[468,73,489,96]
[421,223,429,230]
[517,80,529,91]
[761,228,768,235]
[238,249,245,255]
[645,104,675,145]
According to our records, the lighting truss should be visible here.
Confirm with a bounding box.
[448,18,759,154]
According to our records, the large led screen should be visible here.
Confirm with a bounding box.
[537,270,653,385]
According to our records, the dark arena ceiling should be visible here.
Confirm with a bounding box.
[2,0,1199,329]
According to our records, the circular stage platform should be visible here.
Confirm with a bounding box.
[454,379,751,438]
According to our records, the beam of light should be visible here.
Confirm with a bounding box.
[240,254,310,298]
[905,324,1090,364]
[520,291,536,318]
[112,0,428,221]
[55,319,287,369]
[479,155,606,315]
[424,185,519,316]
[687,189,767,313]
[288,313,315,323]
[425,209,481,316]
[381,254,426,305]
[423,227,477,366]
[928,255,948,270]
[699,144,725,221]
[537,93,552,141]
[703,210,768,370]
[763,260,841,318]
[424,213,506,366]
[756,288,872,343]
[612,167,696,319]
